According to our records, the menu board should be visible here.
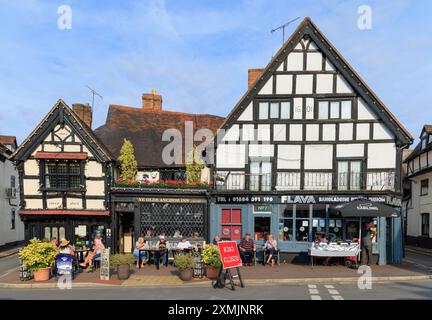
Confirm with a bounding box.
[100,248,110,281]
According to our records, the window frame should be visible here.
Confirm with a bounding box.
[317,99,353,120]
[257,100,292,120]
[421,179,429,196]
[337,159,363,191]
[221,208,242,241]
[421,213,430,237]
[42,160,84,192]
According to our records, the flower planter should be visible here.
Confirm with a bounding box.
[179,269,193,281]
[33,268,51,282]
[205,266,220,280]
[117,264,131,280]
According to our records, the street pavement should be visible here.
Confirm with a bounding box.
[0,249,431,300]
[0,280,431,300]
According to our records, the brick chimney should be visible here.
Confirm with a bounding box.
[248,68,264,89]
[142,89,162,112]
[72,103,93,128]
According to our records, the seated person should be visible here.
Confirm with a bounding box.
[155,235,169,266]
[50,237,58,248]
[212,235,221,245]
[80,236,105,270]
[58,239,74,256]
[173,229,182,238]
[262,235,278,267]
[176,237,192,252]
[133,236,148,268]
[239,233,256,266]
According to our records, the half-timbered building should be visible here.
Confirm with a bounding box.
[12,100,116,247]
[404,125,432,248]
[211,18,413,264]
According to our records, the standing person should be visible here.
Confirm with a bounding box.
[361,222,373,266]
[262,235,278,267]
[239,233,256,266]
[133,236,148,268]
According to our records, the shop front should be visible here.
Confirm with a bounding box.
[111,188,210,253]
[210,194,403,265]
[19,211,112,247]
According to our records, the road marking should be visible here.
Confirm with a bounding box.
[328,289,339,295]
[311,295,322,300]
[324,285,334,289]
[308,284,317,289]
[333,295,344,300]
[309,289,319,294]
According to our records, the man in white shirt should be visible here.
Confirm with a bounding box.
[176,237,192,251]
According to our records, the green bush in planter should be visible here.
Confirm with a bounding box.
[201,244,222,268]
[18,239,58,273]
[110,254,136,267]
[174,253,196,270]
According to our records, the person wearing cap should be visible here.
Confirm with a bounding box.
[58,239,74,256]
[155,235,169,266]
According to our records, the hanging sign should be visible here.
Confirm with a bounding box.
[218,241,242,269]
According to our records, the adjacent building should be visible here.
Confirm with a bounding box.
[211,18,413,264]
[0,136,24,248]
[404,125,432,248]
[12,93,223,252]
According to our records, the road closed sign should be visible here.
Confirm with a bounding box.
[218,241,242,269]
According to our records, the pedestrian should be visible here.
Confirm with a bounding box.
[361,222,373,266]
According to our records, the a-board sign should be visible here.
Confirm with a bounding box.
[100,248,110,280]
[218,241,242,269]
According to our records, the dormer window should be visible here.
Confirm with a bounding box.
[422,138,427,150]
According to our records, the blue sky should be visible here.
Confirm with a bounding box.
[0,0,431,144]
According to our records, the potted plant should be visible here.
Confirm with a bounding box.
[201,244,222,279]
[18,239,58,282]
[174,253,196,281]
[110,254,135,280]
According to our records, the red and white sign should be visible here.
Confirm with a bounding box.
[218,241,242,269]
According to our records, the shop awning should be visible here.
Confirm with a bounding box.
[34,152,88,160]
[332,199,400,218]
[19,210,110,216]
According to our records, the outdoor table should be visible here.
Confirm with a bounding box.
[308,243,360,267]
[139,248,169,270]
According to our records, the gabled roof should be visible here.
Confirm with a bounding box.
[220,17,413,145]
[0,135,17,149]
[404,125,432,162]
[94,104,224,168]
[12,99,115,162]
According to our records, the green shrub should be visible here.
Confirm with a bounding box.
[19,239,58,273]
[174,253,196,270]
[110,254,136,267]
[201,244,222,268]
